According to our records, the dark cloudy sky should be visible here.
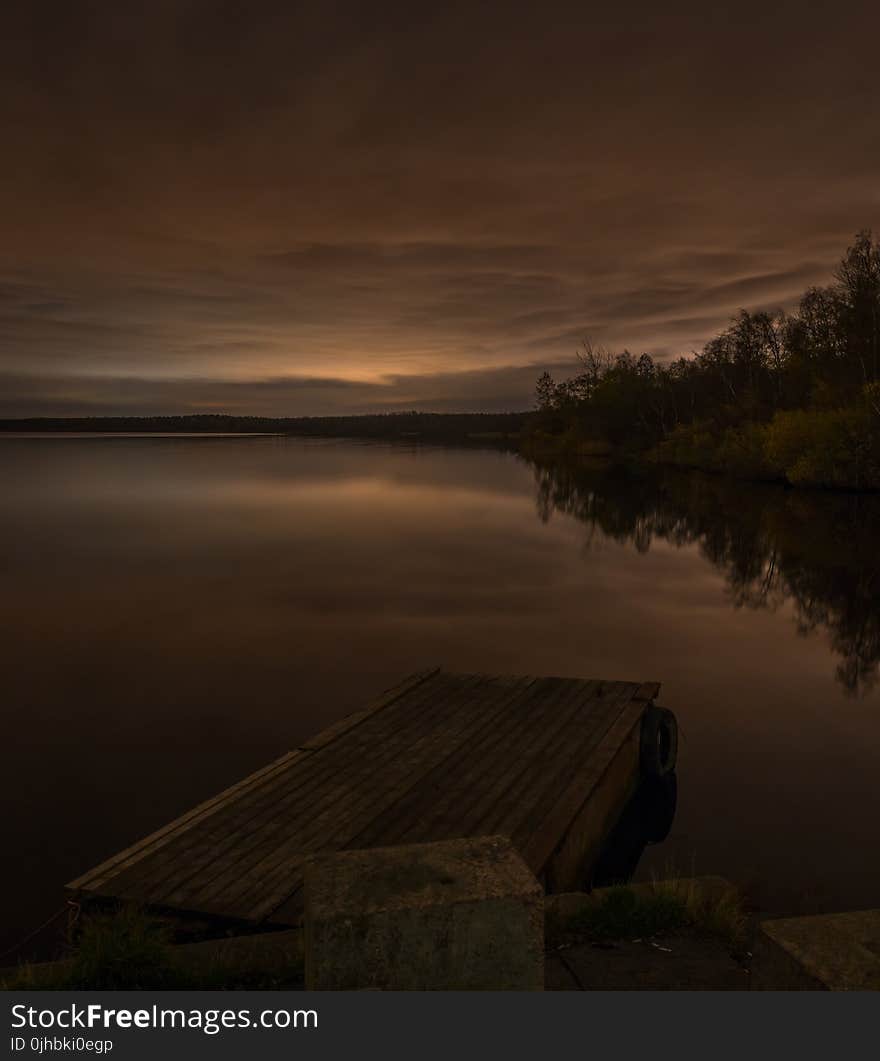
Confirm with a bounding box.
[2,1,878,417]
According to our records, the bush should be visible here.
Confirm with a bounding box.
[715,423,774,479]
[764,406,880,489]
[653,402,880,490]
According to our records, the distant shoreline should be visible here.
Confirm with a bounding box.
[0,412,531,446]
[0,431,284,439]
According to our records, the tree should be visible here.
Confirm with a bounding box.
[530,231,880,484]
[535,371,557,411]
[835,230,880,384]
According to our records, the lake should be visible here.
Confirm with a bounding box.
[2,434,879,959]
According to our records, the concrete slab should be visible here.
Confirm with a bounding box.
[548,935,749,990]
[752,909,880,990]
[305,835,544,990]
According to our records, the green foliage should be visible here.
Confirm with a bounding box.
[62,907,183,990]
[559,879,747,949]
[565,886,689,941]
[651,877,748,948]
[653,401,880,489]
[764,408,874,488]
[1,908,182,990]
[1,907,306,990]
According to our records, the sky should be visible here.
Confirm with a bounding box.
[1,1,878,417]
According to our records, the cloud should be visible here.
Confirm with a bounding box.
[0,357,579,417]
[0,2,878,415]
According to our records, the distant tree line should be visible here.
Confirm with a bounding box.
[0,410,530,445]
[533,231,880,490]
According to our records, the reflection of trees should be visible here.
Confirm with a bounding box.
[530,457,880,696]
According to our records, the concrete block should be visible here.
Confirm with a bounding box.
[304,835,544,990]
[751,909,880,990]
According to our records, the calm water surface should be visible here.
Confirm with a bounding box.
[2,436,879,956]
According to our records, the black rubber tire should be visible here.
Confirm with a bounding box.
[640,705,678,778]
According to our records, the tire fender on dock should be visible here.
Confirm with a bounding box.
[640,705,678,778]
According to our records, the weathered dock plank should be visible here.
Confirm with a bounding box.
[67,668,661,925]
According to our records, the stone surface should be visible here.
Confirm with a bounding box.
[547,935,749,990]
[751,909,880,990]
[304,835,544,990]
[544,954,581,990]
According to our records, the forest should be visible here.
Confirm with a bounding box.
[532,232,880,490]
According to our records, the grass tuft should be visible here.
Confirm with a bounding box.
[560,876,747,951]
[649,875,748,948]
[1,907,183,991]
[1,907,306,991]
[565,886,687,941]
[65,906,183,989]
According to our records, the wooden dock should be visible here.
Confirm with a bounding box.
[67,669,663,927]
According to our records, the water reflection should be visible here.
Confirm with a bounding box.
[592,775,679,888]
[531,458,880,696]
[3,436,879,958]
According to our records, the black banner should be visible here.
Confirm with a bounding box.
[4,991,876,1060]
